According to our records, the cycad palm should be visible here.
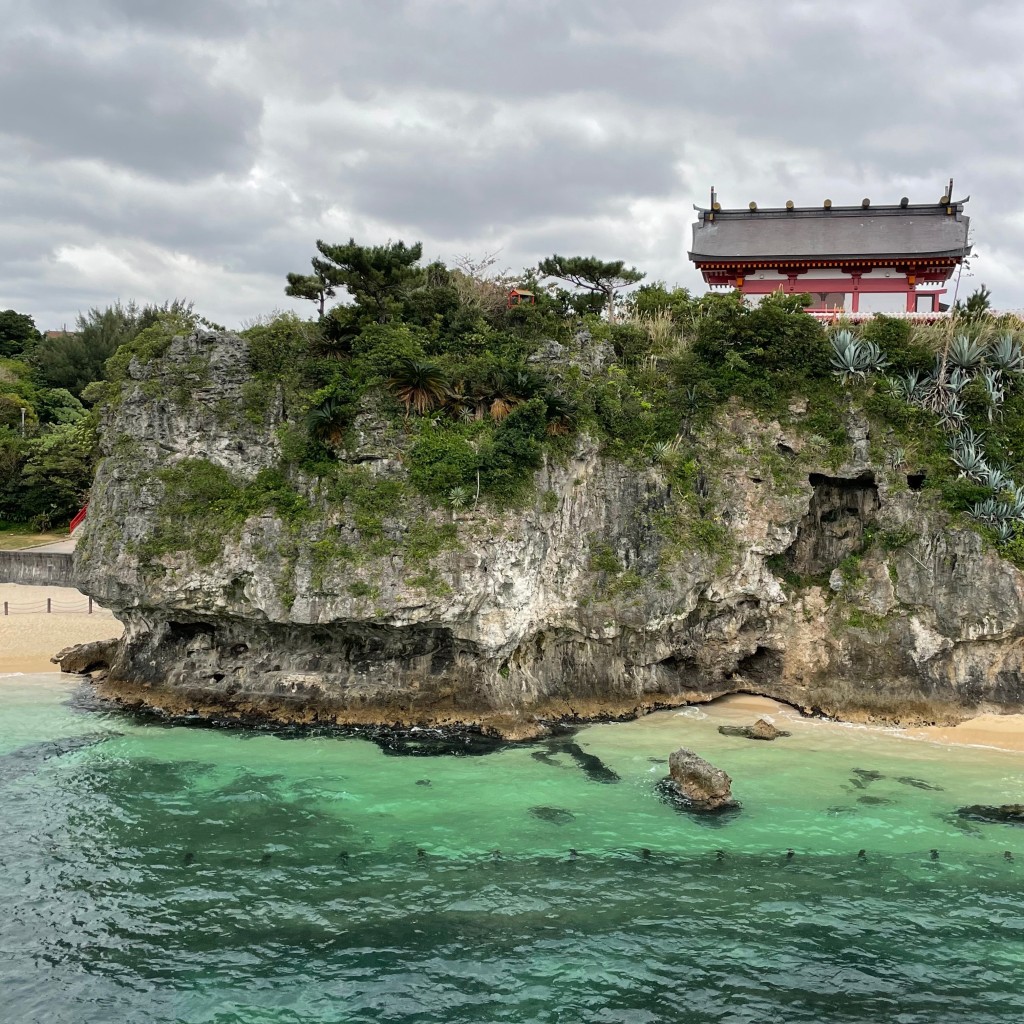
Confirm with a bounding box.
[485,371,523,421]
[544,393,578,436]
[387,359,450,416]
[306,396,348,446]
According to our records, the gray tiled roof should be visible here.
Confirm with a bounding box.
[690,202,970,262]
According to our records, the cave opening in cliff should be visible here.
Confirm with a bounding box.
[783,472,880,577]
[731,646,784,687]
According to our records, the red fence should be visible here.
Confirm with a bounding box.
[69,504,88,534]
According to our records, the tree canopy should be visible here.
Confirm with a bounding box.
[0,309,40,358]
[537,255,645,320]
[32,300,193,400]
[311,239,425,322]
[285,269,341,317]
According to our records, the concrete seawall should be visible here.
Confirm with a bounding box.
[0,552,75,587]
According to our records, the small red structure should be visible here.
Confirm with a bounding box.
[69,504,88,534]
[689,184,971,316]
[507,288,535,308]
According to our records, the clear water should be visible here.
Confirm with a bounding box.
[3,674,1024,1023]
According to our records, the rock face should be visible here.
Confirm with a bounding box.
[71,329,1024,734]
[660,748,737,812]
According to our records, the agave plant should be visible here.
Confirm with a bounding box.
[937,396,966,430]
[978,465,1012,493]
[949,438,988,479]
[884,369,928,406]
[968,498,1015,524]
[954,426,986,449]
[886,446,907,469]
[981,367,1006,422]
[947,367,973,393]
[881,376,907,400]
[387,359,450,416]
[447,485,472,511]
[829,331,888,381]
[651,435,686,463]
[947,334,988,371]
[994,520,1015,543]
[1010,486,1024,518]
[987,333,1024,373]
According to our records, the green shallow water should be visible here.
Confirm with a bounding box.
[2,674,1024,1023]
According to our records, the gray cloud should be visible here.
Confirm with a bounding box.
[0,34,260,181]
[2,0,1023,328]
[22,0,267,39]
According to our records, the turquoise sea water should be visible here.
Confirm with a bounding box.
[2,674,1024,1023]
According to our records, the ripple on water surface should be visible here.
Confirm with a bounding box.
[2,674,1024,1023]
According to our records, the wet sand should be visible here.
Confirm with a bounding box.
[0,584,122,674]
[905,713,1024,753]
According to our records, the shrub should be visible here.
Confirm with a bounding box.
[406,428,479,498]
[861,315,932,374]
[351,322,425,379]
[939,477,993,513]
[478,397,547,499]
[243,312,316,378]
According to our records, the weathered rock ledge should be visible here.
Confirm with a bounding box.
[69,329,1024,732]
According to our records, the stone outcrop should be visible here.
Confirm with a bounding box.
[52,637,120,675]
[719,717,790,740]
[658,748,737,812]
[70,329,1024,735]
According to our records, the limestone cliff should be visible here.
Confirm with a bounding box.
[74,329,1024,735]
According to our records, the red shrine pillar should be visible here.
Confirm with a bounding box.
[905,272,917,313]
[849,272,861,313]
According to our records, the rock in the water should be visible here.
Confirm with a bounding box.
[52,638,120,675]
[659,748,737,812]
[529,806,576,825]
[896,776,943,791]
[957,804,1024,826]
[718,717,790,741]
[748,717,781,740]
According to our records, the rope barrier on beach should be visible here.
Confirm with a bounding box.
[1,597,101,615]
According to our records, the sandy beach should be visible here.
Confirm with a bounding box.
[0,583,122,674]
[905,714,1024,753]
[706,692,1024,754]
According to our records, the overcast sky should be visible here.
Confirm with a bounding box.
[2,0,1020,329]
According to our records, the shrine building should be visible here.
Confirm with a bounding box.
[688,186,971,315]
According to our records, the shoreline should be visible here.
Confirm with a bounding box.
[9,670,1024,756]
[3,584,1024,755]
[715,694,1024,755]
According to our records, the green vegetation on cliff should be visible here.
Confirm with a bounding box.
[13,229,1023,579]
[87,238,1024,579]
